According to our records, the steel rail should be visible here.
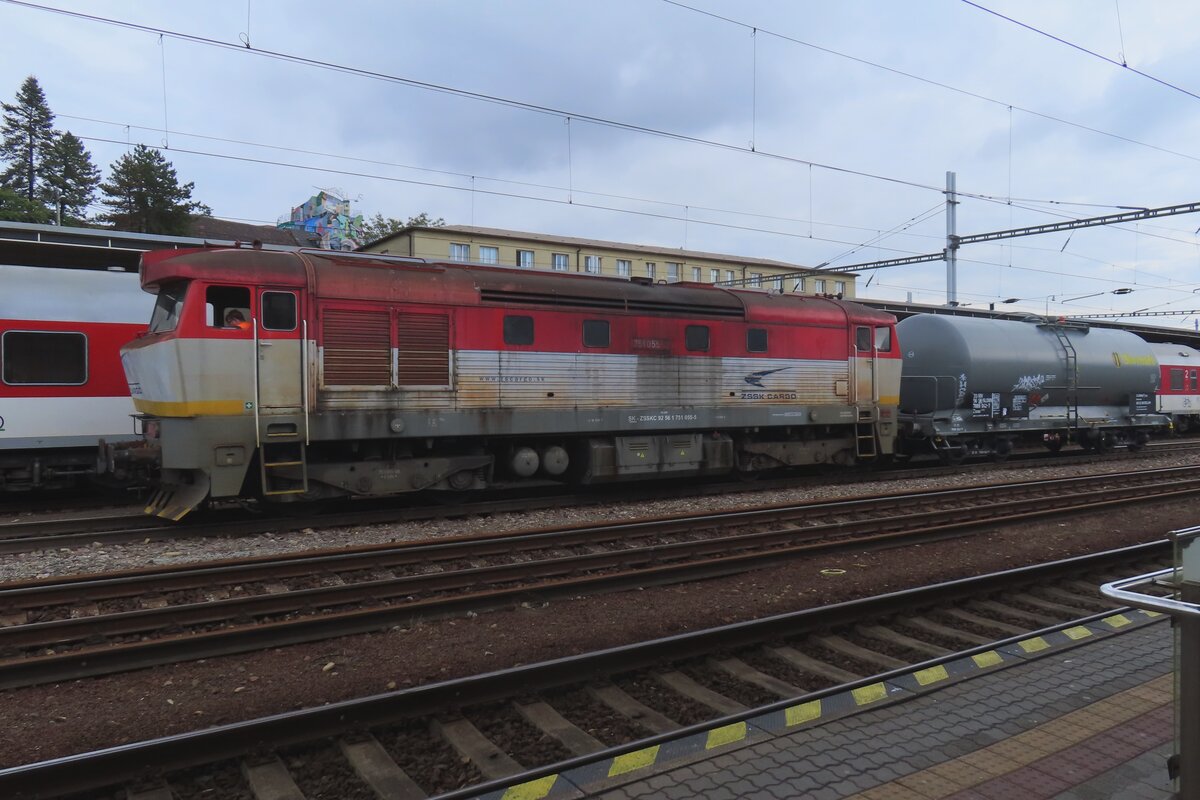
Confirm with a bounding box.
[0,469,1193,689]
[3,441,1195,555]
[0,541,1168,799]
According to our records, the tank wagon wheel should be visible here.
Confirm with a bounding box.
[1043,433,1064,454]
[1127,431,1150,452]
[991,438,1014,463]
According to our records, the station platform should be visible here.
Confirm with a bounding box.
[586,621,1176,800]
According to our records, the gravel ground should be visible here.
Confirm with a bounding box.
[0,452,1196,769]
[2,451,1196,582]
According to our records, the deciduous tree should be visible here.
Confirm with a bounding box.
[360,211,446,243]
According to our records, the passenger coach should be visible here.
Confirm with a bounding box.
[111,247,901,519]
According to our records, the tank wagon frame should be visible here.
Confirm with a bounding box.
[110,247,901,519]
[897,314,1170,463]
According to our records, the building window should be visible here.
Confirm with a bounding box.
[710,269,720,284]
[747,328,768,353]
[794,277,806,293]
[725,270,735,284]
[749,272,763,288]
[479,245,499,265]
[691,267,702,282]
[772,276,783,292]
[815,278,827,294]
[835,280,846,295]
[516,249,534,268]
[583,319,610,348]
[504,315,534,345]
[450,243,470,261]
[552,253,569,272]
[616,259,631,277]
[2,331,87,385]
[584,255,601,274]
[666,262,680,282]
[646,262,657,280]
[685,325,709,352]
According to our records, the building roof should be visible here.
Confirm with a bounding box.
[189,216,316,247]
[0,219,300,272]
[367,224,854,277]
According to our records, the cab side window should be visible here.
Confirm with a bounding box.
[874,326,893,353]
[206,286,252,329]
[262,292,297,331]
[855,326,872,352]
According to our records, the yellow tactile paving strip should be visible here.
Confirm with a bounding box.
[845,673,1174,800]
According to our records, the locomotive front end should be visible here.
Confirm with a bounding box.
[107,247,309,519]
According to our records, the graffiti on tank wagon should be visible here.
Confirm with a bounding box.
[955,373,968,406]
[1012,373,1056,392]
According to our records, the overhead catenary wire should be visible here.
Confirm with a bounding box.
[660,0,1200,166]
[962,0,1200,103]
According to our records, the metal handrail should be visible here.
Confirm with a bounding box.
[1100,567,1200,618]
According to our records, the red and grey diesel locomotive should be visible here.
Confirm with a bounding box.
[111,247,902,519]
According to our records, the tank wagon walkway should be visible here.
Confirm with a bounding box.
[584,623,1174,800]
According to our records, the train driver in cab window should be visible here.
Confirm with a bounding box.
[224,309,251,331]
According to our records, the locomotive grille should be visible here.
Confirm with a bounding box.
[397,313,451,386]
[322,309,391,385]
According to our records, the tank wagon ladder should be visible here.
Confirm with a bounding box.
[1046,323,1081,430]
[255,319,310,498]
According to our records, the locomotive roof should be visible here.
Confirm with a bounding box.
[140,247,894,326]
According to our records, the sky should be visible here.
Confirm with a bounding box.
[3,0,1200,329]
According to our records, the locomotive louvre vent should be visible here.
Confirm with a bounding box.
[397,314,450,386]
[322,309,391,386]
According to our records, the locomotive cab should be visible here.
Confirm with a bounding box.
[117,248,310,519]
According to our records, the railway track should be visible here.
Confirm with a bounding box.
[4,439,1197,555]
[1,465,1195,690]
[0,541,1171,800]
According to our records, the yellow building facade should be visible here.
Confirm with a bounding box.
[364,224,856,298]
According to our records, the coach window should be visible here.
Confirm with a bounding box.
[503,315,534,345]
[747,328,768,353]
[1171,368,1185,391]
[685,325,709,352]
[206,286,252,329]
[875,326,893,353]
[583,319,610,348]
[2,331,87,385]
[261,292,297,331]
[1192,370,1199,391]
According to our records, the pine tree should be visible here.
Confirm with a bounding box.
[40,131,100,224]
[0,76,55,202]
[99,145,207,234]
[0,186,52,223]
